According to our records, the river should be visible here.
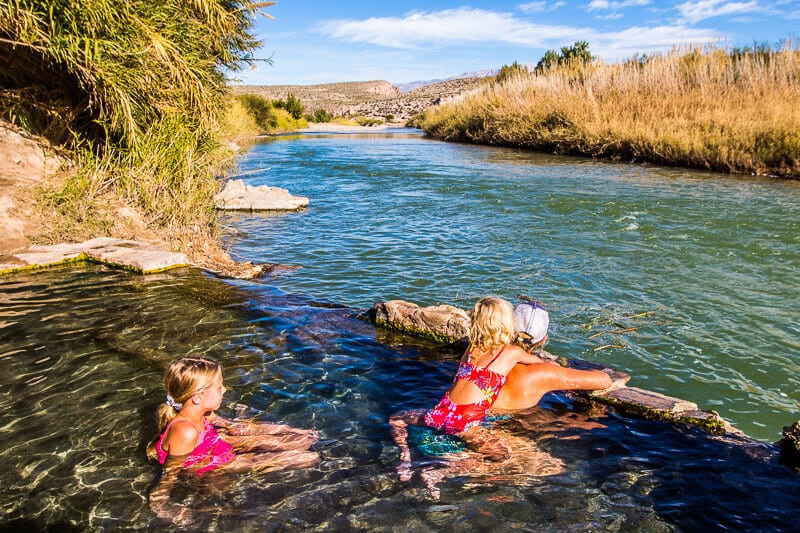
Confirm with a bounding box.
[0,128,798,531]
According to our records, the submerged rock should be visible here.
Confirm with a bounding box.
[779,421,800,469]
[214,179,309,211]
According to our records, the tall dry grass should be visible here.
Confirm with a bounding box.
[420,44,800,178]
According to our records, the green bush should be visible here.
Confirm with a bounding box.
[235,94,276,132]
[536,41,594,72]
[274,93,305,120]
[0,0,273,246]
[356,117,383,126]
[496,61,529,83]
[310,108,333,123]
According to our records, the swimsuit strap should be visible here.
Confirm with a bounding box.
[482,345,505,372]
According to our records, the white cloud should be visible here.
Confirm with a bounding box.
[588,0,652,10]
[520,1,547,12]
[315,7,582,49]
[596,25,723,57]
[676,0,762,24]
[519,1,565,12]
[316,7,723,62]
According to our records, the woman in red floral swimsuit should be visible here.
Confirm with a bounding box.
[389,297,614,480]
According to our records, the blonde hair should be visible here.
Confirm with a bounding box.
[146,356,221,460]
[468,297,515,351]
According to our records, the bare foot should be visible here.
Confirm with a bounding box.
[396,460,413,482]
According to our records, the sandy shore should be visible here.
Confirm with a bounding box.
[295,123,417,133]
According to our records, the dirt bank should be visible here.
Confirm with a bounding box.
[0,122,66,256]
[0,120,262,277]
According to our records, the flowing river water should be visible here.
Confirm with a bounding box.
[1,128,798,531]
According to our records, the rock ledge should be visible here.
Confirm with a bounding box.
[214,179,308,211]
[0,237,189,275]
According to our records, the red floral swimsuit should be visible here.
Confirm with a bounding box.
[424,347,507,434]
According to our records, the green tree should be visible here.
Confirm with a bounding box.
[496,61,530,83]
[311,108,333,123]
[535,50,561,72]
[274,93,304,120]
[560,41,593,64]
[536,41,594,72]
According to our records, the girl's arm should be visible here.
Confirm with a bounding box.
[504,344,549,368]
[542,364,613,391]
[210,413,304,436]
[149,456,193,526]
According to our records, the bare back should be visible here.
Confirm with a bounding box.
[449,344,545,406]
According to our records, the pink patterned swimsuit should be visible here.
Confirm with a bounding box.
[156,417,236,474]
[424,347,507,434]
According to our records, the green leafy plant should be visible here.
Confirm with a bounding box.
[0,0,275,252]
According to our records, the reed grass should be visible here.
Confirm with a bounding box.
[1,1,274,255]
[419,44,800,178]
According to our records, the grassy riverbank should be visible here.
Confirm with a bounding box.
[415,44,800,179]
[0,1,273,272]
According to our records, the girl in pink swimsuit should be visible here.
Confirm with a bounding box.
[389,297,615,496]
[146,356,320,526]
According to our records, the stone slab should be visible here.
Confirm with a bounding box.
[214,179,309,211]
[596,386,699,413]
[370,300,470,344]
[0,238,189,275]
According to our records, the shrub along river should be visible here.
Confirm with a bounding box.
[1,128,798,531]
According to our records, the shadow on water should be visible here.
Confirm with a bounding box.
[0,265,798,531]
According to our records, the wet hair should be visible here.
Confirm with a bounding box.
[146,356,221,460]
[468,297,515,350]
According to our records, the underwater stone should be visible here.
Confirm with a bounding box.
[779,421,800,468]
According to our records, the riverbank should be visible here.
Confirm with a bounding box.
[0,120,265,278]
[417,45,800,179]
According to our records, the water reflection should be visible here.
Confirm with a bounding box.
[222,132,800,441]
[0,266,798,530]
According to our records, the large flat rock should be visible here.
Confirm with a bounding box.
[214,179,308,211]
[0,237,189,275]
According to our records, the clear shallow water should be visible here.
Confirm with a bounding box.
[0,265,798,531]
[1,130,799,531]
[225,129,800,442]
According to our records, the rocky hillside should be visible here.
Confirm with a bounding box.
[230,76,491,123]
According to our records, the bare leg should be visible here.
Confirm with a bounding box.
[419,465,449,500]
[459,425,511,462]
[388,409,427,481]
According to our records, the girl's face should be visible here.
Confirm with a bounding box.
[199,369,226,411]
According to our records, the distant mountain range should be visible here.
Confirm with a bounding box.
[396,69,500,93]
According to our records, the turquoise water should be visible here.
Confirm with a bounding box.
[226,129,800,442]
[1,129,799,530]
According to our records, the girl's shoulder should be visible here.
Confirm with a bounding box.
[165,418,202,445]
[500,343,529,358]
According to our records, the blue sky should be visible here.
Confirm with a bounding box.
[233,1,800,86]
